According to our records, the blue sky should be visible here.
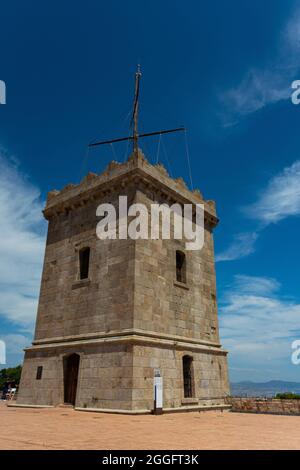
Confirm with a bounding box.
[1,0,300,382]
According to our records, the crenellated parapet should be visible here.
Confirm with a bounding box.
[44,149,218,228]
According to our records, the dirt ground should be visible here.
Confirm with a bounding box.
[1,401,300,450]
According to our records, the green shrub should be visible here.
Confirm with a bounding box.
[275,392,300,399]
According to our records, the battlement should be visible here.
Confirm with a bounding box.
[44,149,217,226]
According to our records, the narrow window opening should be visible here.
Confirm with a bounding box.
[36,366,43,380]
[79,247,90,280]
[183,355,194,398]
[176,250,186,283]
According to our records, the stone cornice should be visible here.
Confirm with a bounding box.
[30,328,227,355]
[26,334,228,355]
[43,150,218,227]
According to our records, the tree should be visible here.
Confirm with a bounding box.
[0,365,22,390]
[275,392,300,399]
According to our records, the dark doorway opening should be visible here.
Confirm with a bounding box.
[79,247,90,280]
[176,250,186,283]
[183,355,194,398]
[63,353,80,406]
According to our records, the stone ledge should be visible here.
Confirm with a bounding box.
[181,397,199,405]
[8,403,55,409]
[75,404,232,415]
[163,404,232,414]
[174,281,189,290]
[28,334,228,355]
[33,328,222,349]
[75,407,151,415]
[71,279,91,290]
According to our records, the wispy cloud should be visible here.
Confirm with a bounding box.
[232,274,280,296]
[0,152,46,330]
[244,160,300,224]
[2,334,31,367]
[220,274,300,381]
[221,8,300,124]
[217,159,300,261]
[216,232,258,262]
[223,69,289,122]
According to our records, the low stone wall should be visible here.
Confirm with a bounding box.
[229,397,300,416]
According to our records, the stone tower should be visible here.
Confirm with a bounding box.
[17,149,230,413]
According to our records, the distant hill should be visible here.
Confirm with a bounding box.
[231,380,300,397]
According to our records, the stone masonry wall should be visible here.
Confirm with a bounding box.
[133,190,220,344]
[18,341,229,411]
[34,189,136,342]
[17,350,63,406]
[18,343,134,409]
[132,344,230,411]
[230,397,300,415]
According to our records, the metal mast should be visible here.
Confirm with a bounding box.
[131,64,142,154]
[88,66,185,153]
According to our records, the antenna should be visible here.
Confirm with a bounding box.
[88,67,185,154]
[131,64,142,154]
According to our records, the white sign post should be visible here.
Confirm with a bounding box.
[153,369,163,414]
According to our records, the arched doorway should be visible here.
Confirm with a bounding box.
[63,353,80,406]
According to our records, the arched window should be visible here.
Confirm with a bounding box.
[183,355,194,398]
[176,250,186,283]
[79,247,90,280]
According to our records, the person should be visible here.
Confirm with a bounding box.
[1,382,9,400]
[10,385,17,399]
[6,384,12,400]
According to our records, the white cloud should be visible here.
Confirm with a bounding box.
[2,334,31,354]
[219,275,300,380]
[217,159,300,262]
[0,152,46,329]
[1,334,31,367]
[223,69,289,119]
[244,160,300,224]
[232,274,280,296]
[216,232,258,262]
[221,8,300,123]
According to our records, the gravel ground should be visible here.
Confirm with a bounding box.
[1,402,300,450]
